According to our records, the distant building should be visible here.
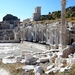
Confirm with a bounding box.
[31,6,41,21]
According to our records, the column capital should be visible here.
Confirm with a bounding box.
[61,0,67,5]
[61,0,67,2]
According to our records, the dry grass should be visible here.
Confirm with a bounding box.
[31,17,75,25]
[66,17,75,22]
[0,62,24,75]
[0,62,34,75]
[0,62,75,75]
[52,64,75,75]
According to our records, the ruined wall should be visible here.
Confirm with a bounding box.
[62,45,74,58]
[0,30,14,40]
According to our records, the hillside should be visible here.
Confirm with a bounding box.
[31,17,75,25]
[40,6,75,22]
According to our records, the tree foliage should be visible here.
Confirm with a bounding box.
[40,16,45,21]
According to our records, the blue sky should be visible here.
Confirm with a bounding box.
[0,0,75,21]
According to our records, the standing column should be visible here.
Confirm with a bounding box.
[46,29,48,44]
[41,27,44,43]
[55,29,58,45]
[50,30,54,45]
[60,0,67,49]
[33,25,36,42]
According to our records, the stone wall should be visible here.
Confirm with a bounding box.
[0,30,14,40]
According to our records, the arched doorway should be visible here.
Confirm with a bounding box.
[71,38,74,44]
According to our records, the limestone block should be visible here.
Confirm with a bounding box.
[59,66,71,72]
[25,53,33,61]
[45,69,53,75]
[34,66,43,75]
[46,53,52,58]
[68,54,73,58]
[67,58,75,66]
[39,57,49,63]
[33,55,39,59]
[59,68,66,72]
[20,59,29,64]
[55,57,66,66]
[45,67,60,75]
[47,64,55,70]
[22,65,34,72]
[16,56,21,63]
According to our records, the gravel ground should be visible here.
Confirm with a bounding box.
[0,68,10,75]
[0,43,43,58]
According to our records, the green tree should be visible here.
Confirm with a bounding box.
[40,16,45,21]
[71,12,75,17]
[48,15,55,20]
[48,12,51,15]
[66,13,70,18]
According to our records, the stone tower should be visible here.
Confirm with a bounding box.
[32,6,41,21]
[35,7,41,15]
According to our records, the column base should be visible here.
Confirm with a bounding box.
[50,44,58,49]
[59,44,67,50]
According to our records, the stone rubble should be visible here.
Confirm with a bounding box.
[59,66,71,72]
[47,64,55,70]
[1,47,74,75]
[0,43,75,75]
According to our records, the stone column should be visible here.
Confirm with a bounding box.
[9,37,10,40]
[33,30,36,42]
[50,30,54,45]
[46,28,50,44]
[41,28,44,43]
[33,25,36,42]
[59,0,67,49]
[55,29,58,45]
[46,29,48,44]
